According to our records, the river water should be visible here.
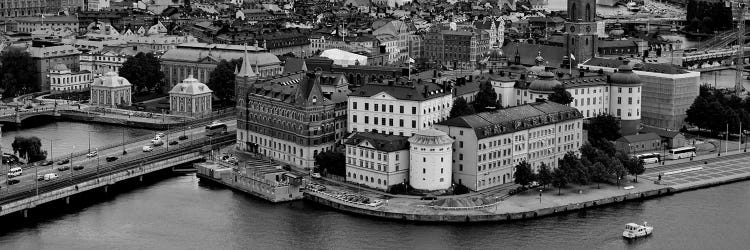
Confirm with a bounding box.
[1,121,749,249]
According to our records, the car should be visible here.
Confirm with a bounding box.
[151,138,164,146]
[57,159,70,165]
[156,132,165,138]
[178,135,188,140]
[311,173,322,179]
[43,173,58,181]
[169,141,178,146]
[41,160,54,166]
[106,156,118,162]
[73,165,84,171]
[37,175,45,181]
[86,151,98,158]
[7,179,20,185]
[142,145,153,152]
[57,165,70,171]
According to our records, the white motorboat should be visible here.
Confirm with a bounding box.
[622,222,654,239]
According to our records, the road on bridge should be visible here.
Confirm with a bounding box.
[0,119,237,196]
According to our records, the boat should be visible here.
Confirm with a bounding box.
[622,222,654,239]
[626,1,641,12]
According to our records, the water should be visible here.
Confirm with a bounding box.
[0,173,747,249]
[0,121,153,160]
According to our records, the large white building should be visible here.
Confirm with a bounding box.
[90,71,132,107]
[435,101,583,191]
[345,132,410,191]
[347,79,453,137]
[408,128,454,191]
[48,64,91,93]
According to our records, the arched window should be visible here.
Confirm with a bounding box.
[585,4,592,22]
[570,3,577,21]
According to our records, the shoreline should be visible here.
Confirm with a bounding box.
[302,172,750,223]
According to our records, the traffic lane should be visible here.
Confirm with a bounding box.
[1,129,234,191]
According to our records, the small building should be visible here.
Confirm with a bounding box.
[640,126,687,149]
[615,133,662,155]
[344,132,410,191]
[90,71,132,108]
[49,64,92,93]
[408,128,454,191]
[168,75,213,117]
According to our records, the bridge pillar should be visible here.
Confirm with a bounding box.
[139,176,143,182]
[53,101,61,118]
[14,110,20,125]
[104,185,108,193]
[23,209,28,218]
[65,196,70,205]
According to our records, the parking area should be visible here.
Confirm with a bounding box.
[642,157,750,186]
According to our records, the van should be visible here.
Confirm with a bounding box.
[7,167,22,178]
[44,173,58,181]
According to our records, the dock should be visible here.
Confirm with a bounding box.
[195,159,304,203]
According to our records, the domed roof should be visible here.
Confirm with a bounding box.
[610,64,641,86]
[483,42,505,61]
[609,28,625,37]
[408,128,454,146]
[534,51,545,65]
[51,63,68,71]
[169,75,213,95]
[528,71,562,93]
[93,71,132,88]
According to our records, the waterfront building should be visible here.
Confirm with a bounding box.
[90,71,132,107]
[48,63,91,93]
[347,78,453,137]
[408,128,453,191]
[236,48,341,169]
[581,58,699,130]
[168,75,213,117]
[15,15,78,33]
[435,101,584,191]
[344,132,410,191]
[161,43,282,88]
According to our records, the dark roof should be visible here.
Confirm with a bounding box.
[250,72,332,106]
[598,40,638,48]
[438,101,583,139]
[502,42,566,68]
[582,57,690,74]
[283,57,307,73]
[350,79,451,101]
[344,132,410,152]
[610,65,641,85]
[640,126,682,138]
[454,78,480,97]
[617,133,661,143]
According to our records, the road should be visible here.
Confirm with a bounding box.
[0,120,237,195]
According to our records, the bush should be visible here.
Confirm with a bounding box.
[453,184,470,195]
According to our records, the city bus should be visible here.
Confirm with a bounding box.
[205,122,228,136]
[636,153,661,164]
[667,146,697,160]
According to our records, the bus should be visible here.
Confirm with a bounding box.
[205,122,228,136]
[636,153,661,164]
[668,146,696,160]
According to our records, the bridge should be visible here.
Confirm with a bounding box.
[0,123,236,218]
[0,105,65,124]
[674,47,750,68]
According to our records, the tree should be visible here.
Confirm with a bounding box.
[11,136,47,162]
[513,161,535,187]
[207,59,241,103]
[449,96,475,118]
[618,152,645,182]
[473,81,500,112]
[548,85,573,105]
[589,162,608,189]
[607,158,628,187]
[119,52,164,92]
[313,151,345,176]
[0,49,38,96]
[551,167,568,195]
[536,163,553,188]
[587,114,622,142]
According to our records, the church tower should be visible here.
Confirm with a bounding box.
[565,0,598,65]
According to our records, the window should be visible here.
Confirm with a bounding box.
[399,119,404,127]
[423,157,426,162]
[617,109,621,116]
[364,116,369,124]
[353,115,357,122]
[423,168,426,173]
[459,130,464,135]
[399,106,404,113]
[629,87,632,93]
[353,102,357,109]
[374,104,378,111]
[459,141,464,148]
[389,105,393,112]
[365,103,369,110]
[628,97,632,105]
[389,119,393,126]
[459,154,463,160]
[412,107,417,114]
[412,120,416,128]
[459,164,463,171]
[618,87,622,93]
[617,97,621,104]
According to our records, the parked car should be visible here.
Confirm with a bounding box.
[7,179,20,185]
[106,156,118,162]
[41,160,54,166]
[73,165,84,171]
[169,141,178,146]
[156,132,165,138]
[57,165,70,171]
[57,159,70,165]
[43,173,58,181]
[178,135,188,140]
[311,173,322,179]
[37,175,45,181]
[142,145,153,152]
[86,151,98,158]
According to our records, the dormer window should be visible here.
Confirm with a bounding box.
[312,96,317,104]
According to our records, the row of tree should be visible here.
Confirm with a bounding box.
[0,49,38,97]
[449,81,575,119]
[685,85,750,135]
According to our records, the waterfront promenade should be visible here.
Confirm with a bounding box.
[304,152,750,222]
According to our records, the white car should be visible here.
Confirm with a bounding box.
[311,173,322,179]
[86,151,98,158]
[142,145,153,152]
[156,132,165,138]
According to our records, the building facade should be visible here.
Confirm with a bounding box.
[90,71,132,107]
[26,41,81,91]
[423,28,490,70]
[408,128,453,191]
[48,63,91,93]
[168,75,213,117]
[435,101,584,191]
[344,132,410,191]
[347,78,453,137]
[15,15,78,33]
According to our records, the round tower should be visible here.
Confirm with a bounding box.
[609,64,642,135]
[408,129,454,191]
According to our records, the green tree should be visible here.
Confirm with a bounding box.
[11,136,47,162]
[551,167,568,195]
[618,152,645,182]
[548,85,573,105]
[119,52,164,92]
[449,96,475,118]
[207,59,241,103]
[607,158,628,187]
[0,49,38,96]
[589,162,608,189]
[536,162,553,188]
[473,81,500,112]
[513,161,535,187]
[587,113,622,142]
[313,151,345,176]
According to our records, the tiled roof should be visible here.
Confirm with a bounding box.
[350,79,451,101]
[439,101,583,139]
[617,133,661,143]
[345,132,409,152]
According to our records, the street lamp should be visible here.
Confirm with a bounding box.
[539,189,543,203]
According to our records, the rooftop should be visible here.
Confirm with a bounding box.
[345,132,410,152]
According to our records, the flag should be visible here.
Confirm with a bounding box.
[570,54,576,61]
[408,57,415,64]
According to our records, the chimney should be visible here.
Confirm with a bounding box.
[423,85,428,97]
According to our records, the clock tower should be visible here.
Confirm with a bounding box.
[565,0,598,65]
